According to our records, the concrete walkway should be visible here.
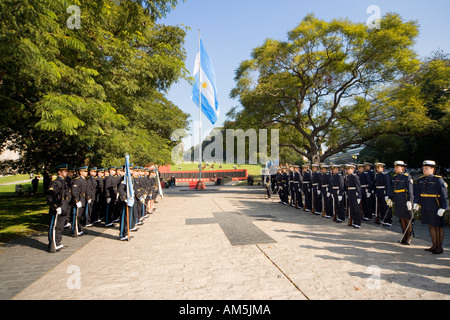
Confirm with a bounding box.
[1,185,449,300]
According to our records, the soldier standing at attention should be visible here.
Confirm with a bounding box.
[276,168,283,204]
[302,164,313,212]
[47,164,71,253]
[345,164,362,229]
[281,167,290,205]
[357,164,373,221]
[104,166,118,227]
[414,160,449,254]
[372,163,392,226]
[312,164,323,215]
[388,161,414,245]
[330,164,345,223]
[364,163,376,218]
[293,165,302,209]
[320,164,332,219]
[85,167,98,227]
[71,166,88,237]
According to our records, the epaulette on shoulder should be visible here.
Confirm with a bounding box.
[403,173,409,176]
[419,175,425,179]
[435,175,442,178]
[51,177,57,181]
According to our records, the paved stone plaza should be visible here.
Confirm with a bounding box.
[1,185,449,300]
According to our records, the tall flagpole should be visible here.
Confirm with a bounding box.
[197,29,203,187]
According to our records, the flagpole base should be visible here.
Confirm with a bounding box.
[195,181,206,190]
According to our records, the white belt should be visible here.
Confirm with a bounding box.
[376,186,385,189]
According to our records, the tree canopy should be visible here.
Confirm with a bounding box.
[0,0,190,173]
[227,13,424,163]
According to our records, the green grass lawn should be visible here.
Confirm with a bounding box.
[0,175,48,244]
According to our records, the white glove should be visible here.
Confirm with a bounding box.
[327,192,330,198]
[56,207,62,215]
[317,190,321,195]
[106,198,111,204]
[366,192,371,198]
[140,197,145,204]
[438,209,446,217]
[88,199,92,204]
[357,199,361,204]
[406,201,412,211]
[385,196,389,202]
[76,201,82,208]
[338,196,342,202]
[413,203,420,212]
[386,199,393,207]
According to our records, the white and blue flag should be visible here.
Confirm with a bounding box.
[191,38,220,125]
[124,154,134,208]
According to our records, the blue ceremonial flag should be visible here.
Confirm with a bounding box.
[124,154,134,208]
[191,38,220,125]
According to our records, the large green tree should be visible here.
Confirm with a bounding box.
[0,0,189,178]
[227,13,421,162]
[360,51,450,168]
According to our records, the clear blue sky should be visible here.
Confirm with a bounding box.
[161,0,450,148]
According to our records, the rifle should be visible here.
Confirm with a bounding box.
[399,209,415,244]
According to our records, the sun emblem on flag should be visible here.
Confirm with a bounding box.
[202,82,208,89]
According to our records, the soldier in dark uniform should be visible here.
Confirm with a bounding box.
[64,166,76,229]
[320,164,332,219]
[289,165,295,207]
[47,164,71,253]
[330,164,345,222]
[94,168,105,224]
[357,164,373,221]
[302,164,312,212]
[276,168,283,203]
[85,167,98,227]
[281,167,290,205]
[364,162,376,217]
[116,165,129,241]
[372,163,392,226]
[345,164,362,228]
[414,160,449,254]
[71,166,88,237]
[104,166,118,227]
[311,164,323,215]
[388,161,414,244]
[292,165,302,209]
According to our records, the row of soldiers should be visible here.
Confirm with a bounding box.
[46,164,161,253]
[266,160,448,254]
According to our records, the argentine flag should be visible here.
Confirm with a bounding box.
[191,38,220,125]
[124,154,134,208]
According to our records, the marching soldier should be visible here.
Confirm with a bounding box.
[94,168,105,224]
[388,161,414,245]
[64,166,76,229]
[372,163,392,226]
[71,166,88,237]
[117,165,129,241]
[311,164,323,215]
[302,164,312,212]
[345,164,362,228]
[357,164,373,221]
[414,160,449,254]
[46,164,71,253]
[330,164,345,222]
